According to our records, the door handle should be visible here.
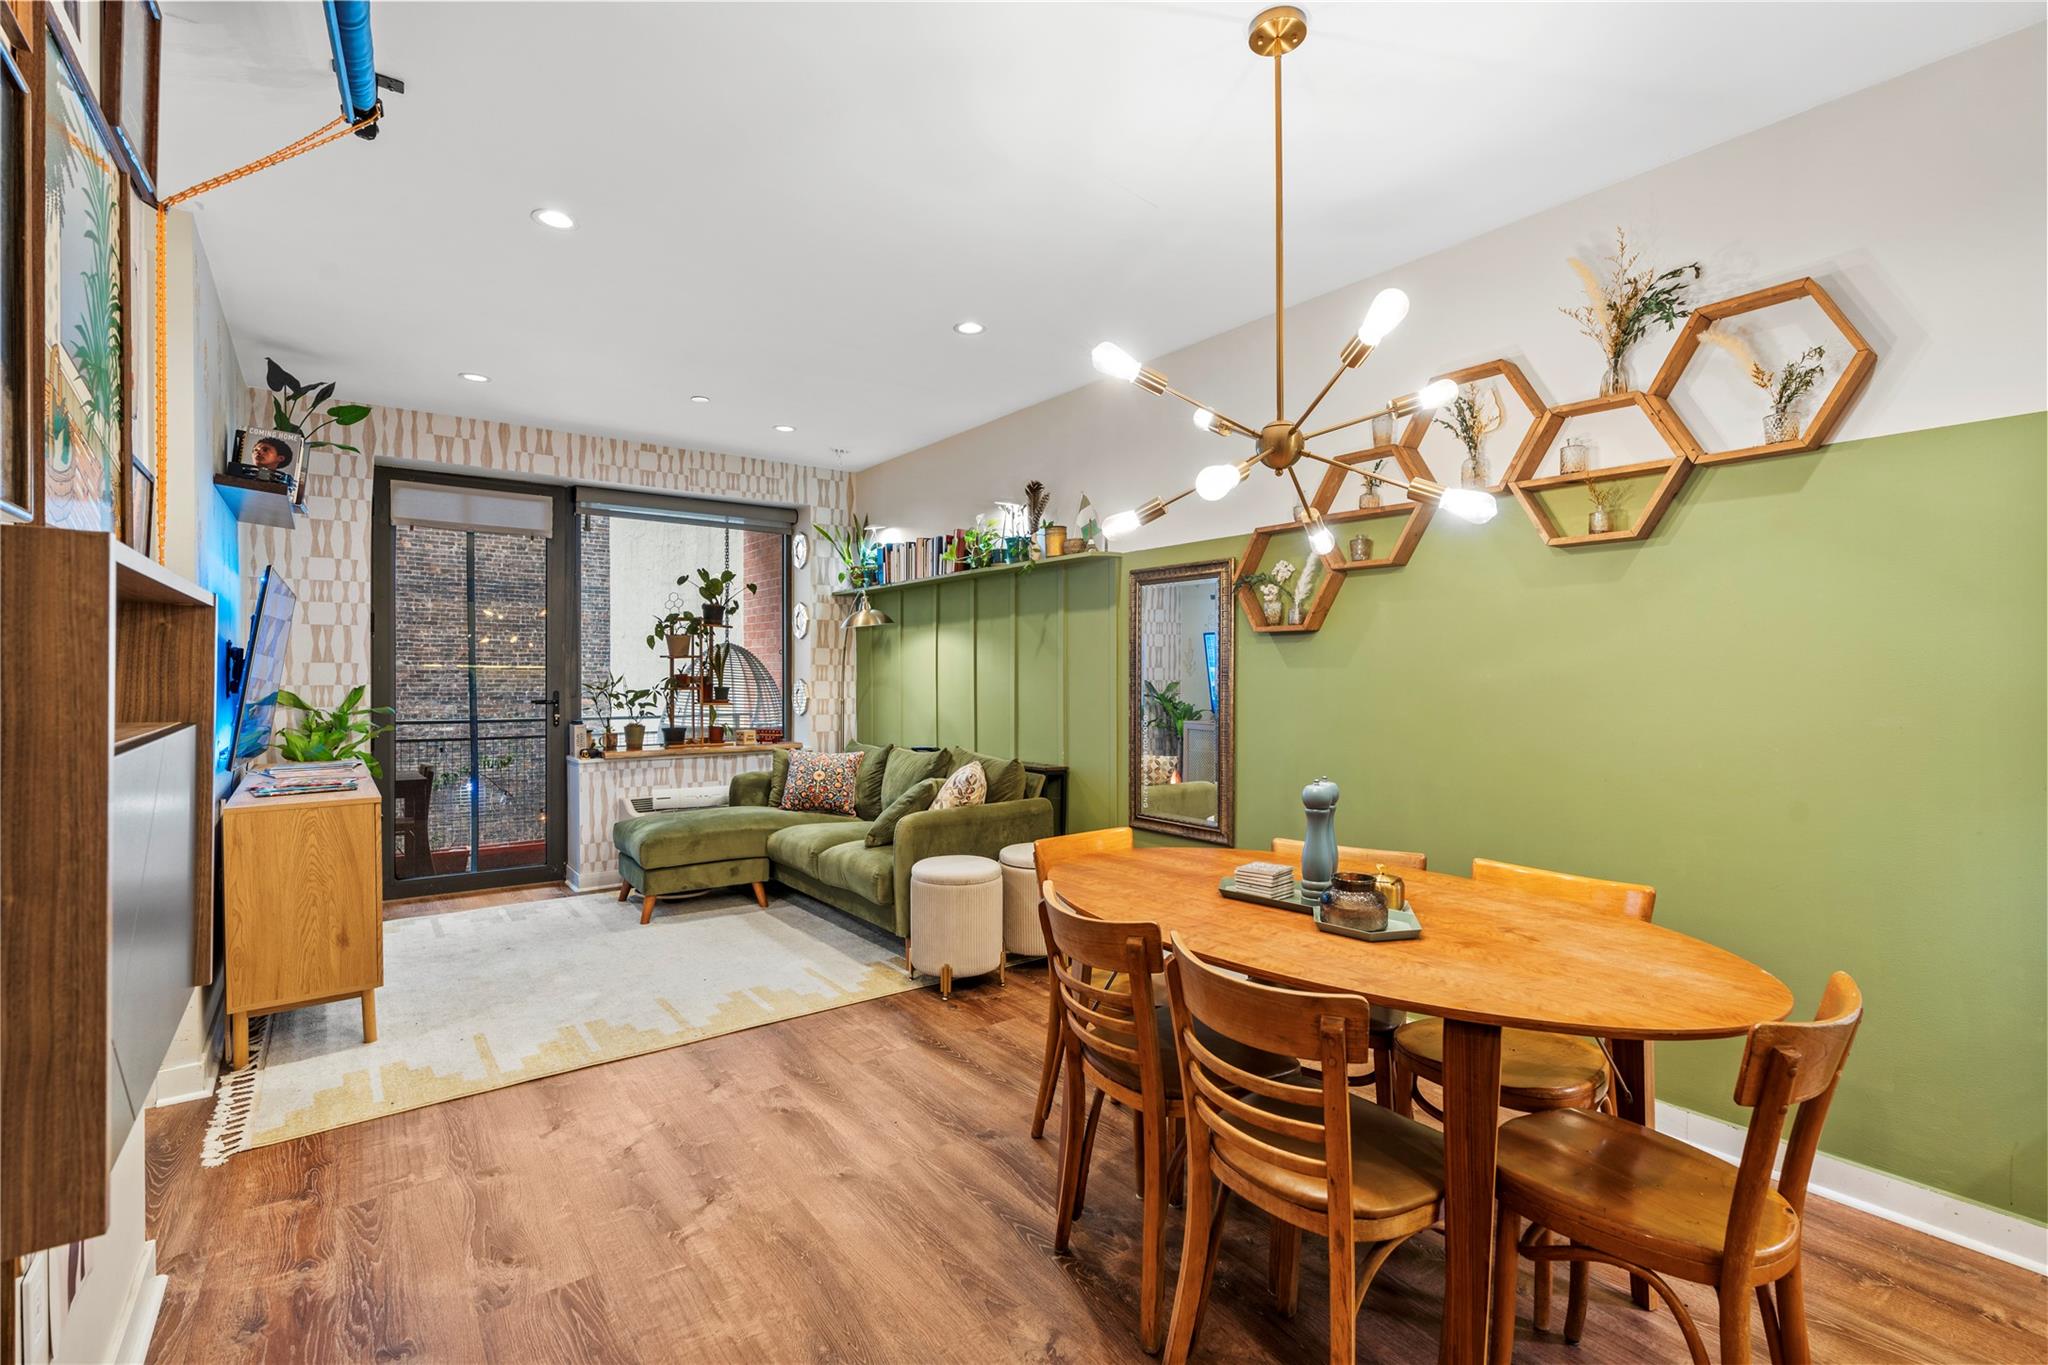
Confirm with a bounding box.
[529,689,561,727]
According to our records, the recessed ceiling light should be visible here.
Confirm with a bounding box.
[953,320,985,335]
[530,207,576,231]
[689,394,710,404]
[458,372,490,383]
[772,425,796,433]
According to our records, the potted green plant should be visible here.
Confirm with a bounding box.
[709,640,731,703]
[272,685,393,776]
[582,673,626,751]
[1142,681,1202,770]
[620,686,656,751]
[957,517,1005,570]
[688,567,757,626]
[262,358,373,471]
[816,518,878,588]
[656,675,691,748]
[646,608,698,659]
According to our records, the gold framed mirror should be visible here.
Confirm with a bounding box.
[1129,559,1234,845]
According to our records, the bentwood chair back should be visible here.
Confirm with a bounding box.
[1490,973,1863,1364]
[1039,885,1177,1351]
[1029,828,1136,1138]
[1163,934,1444,1365]
[1470,857,1655,921]
[1270,839,1424,1104]
[1271,838,1426,871]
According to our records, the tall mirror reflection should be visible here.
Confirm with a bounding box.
[1129,561,1234,844]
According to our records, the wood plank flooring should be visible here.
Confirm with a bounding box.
[146,888,2047,1363]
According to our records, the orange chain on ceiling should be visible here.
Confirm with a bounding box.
[151,110,379,562]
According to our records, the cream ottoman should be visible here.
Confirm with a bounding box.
[997,843,1046,959]
[908,855,1004,999]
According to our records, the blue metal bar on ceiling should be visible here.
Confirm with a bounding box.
[322,0,379,129]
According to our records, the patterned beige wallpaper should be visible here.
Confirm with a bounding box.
[237,395,856,750]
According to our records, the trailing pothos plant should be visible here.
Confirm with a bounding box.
[264,358,373,459]
[273,685,394,777]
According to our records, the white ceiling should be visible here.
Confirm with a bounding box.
[161,2,2038,470]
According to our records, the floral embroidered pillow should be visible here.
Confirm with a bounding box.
[930,760,988,812]
[779,749,862,815]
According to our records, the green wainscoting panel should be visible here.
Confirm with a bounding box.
[855,554,1121,830]
[1108,413,2047,1225]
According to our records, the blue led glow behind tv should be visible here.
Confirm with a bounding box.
[1204,630,1219,716]
[229,567,297,771]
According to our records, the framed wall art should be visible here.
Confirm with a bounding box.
[0,24,28,519]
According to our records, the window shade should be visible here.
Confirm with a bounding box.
[575,488,796,533]
[389,481,555,538]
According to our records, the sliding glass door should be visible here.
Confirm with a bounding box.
[371,470,573,898]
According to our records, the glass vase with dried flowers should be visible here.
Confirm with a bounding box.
[1702,329,1827,445]
[1583,475,1628,535]
[1357,458,1386,509]
[1562,228,1701,396]
[1437,384,1504,489]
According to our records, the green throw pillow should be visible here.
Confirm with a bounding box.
[944,746,1026,804]
[880,746,948,808]
[853,741,893,820]
[866,777,942,847]
[766,748,792,807]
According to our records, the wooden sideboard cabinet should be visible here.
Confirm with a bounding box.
[221,761,383,1068]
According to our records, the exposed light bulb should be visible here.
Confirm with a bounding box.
[1091,342,1144,384]
[1306,519,1336,555]
[1101,509,1143,538]
[1356,288,1411,346]
[1195,463,1243,501]
[1192,408,1219,433]
[1438,487,1499,523]
[1416,378,1458,409]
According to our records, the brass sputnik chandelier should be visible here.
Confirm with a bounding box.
[1094,6,1499,550]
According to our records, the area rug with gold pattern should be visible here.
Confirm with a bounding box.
[202,889,915,1164]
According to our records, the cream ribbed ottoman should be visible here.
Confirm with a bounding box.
[908,855,1004,999]
[997,843,1046,959]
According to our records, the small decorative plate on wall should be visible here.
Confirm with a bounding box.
[793,601,810,639]
[793,679,810,716]
[792,532,809,570]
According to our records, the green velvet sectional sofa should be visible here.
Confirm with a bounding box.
[613,744,1054,937]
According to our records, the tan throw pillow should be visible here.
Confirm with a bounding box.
[779,750,862,815]
[931,760,987,811]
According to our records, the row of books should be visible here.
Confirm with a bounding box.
[872,534,995,586]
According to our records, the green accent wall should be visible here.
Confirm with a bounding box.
[1105,412,2046,1223]
[854,554,1122,834]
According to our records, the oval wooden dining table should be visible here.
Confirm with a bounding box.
[1051,845,1793,1365]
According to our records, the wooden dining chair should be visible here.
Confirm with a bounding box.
[1270,839,1427,1107]
[1029,827,1136,1138]
[1270,837,1427,872]
[1489,972,1863,1365]
[1390,857,1656,1326]
[1039,887,1295,1353]
[1162,933,1445,1365]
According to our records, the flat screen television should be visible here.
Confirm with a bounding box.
[229,566,297,773]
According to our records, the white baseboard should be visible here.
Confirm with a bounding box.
[564,866,620,894]
[106,1244,165,1365]
[152,989,221,1107]
[1657,1103,2048,1276]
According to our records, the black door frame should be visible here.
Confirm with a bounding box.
[371,467,575,899]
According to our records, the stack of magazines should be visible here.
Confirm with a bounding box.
[245,760,361,799]
[1233,861,1297,899]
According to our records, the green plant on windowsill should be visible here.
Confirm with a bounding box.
[646,608,700,656]
[273,685,393,777]
[583,673,627,744]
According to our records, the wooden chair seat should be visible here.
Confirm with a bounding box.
[1392,1018,1609,1108]
[1214,1090,1444,1219]
[1498,1109,1800,1283]
[1087,1005,1297,1100]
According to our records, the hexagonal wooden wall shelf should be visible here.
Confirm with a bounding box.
[1306,442,1436,573]
[1649,277,1876,465]
[1507,391,1705,548]
[1400,359,1560,495]
[1235,518,1344,635]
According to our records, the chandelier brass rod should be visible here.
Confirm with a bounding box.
[1301,402,1400,443]
[1273,53,1285,422]
[1298,446,1413,492]
[1292,358,1354,431]
[1285,464,1315,516]
[1155,381,1261,439]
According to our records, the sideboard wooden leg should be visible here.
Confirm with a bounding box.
[230,1012,249,1070]
[359,991,378,1045]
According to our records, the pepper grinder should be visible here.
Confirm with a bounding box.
[1299,775,1340,894]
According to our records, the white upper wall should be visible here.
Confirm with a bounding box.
[855,29,2048,548]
